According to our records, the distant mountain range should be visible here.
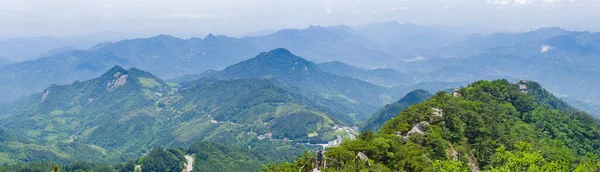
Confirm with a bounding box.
[0,31,135,61]
[0,22,599,118]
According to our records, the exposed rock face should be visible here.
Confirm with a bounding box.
[356,152,369,161]
[401,108,445,142]
[431,108,443,118]
[40,89,49,103]
[106,73,128,91]
[402,122,428,143]
[453,89,460,97]
[517,80,528,93]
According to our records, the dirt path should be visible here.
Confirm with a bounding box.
[184,155,194,172]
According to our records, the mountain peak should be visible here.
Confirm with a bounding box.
[151,34,178,40]
[252,48,314,65]
[209,48,322,81]
[530,27,567,35]
[100,65,157,80]
[535,27,566,32]
[106,65,128,74]
[266,48,293,55]
[399,89,432,102]
[205,33,216,39]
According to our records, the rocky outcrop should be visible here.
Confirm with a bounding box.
[401,108,445,143]
[453,88,460,97]
[40,89,49,103]
[402,122,428,143]
[517,80,528,94]
[106,72,128,91]
[431,108,443,118]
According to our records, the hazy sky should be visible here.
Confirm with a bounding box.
[1,0,599,38]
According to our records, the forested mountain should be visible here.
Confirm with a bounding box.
[0,63,362,164]
[363,89,432,132]
[201,48,393,122]
[266,79,600,171]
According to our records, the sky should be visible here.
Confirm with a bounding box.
[1,0,599,38]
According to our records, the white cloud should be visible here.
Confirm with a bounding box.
[405,55,425,62]
[540,44,553,53]
[325,8,333,13]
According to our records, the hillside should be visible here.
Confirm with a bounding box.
[266,79,600,171]
[0,66,175,163]
[363,89,432,132]
[0,65,356,164]
[202,48,393,122]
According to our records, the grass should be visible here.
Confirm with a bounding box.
[138,77,162,88]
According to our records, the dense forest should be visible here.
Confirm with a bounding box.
[265,79,600,171]
[0,141,307,172]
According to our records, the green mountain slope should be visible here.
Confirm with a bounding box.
[0,65,354,164]
[363,89,432,132]
[203,48,392,123]
[266,79,600,171]
[1,65,174,162]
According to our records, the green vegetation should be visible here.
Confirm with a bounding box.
[138,77,162,88]
[265,79,600,171]
[0,142,306,172]
[363,89,432,131]
[205,48,392,123]
[0,66,346,164]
